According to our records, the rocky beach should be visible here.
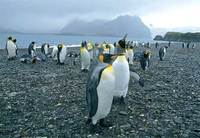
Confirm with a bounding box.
[0,43,200,137]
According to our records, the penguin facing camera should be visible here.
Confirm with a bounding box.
[80,41,91,72]
[140,50,151,71]
[57,44,67,65]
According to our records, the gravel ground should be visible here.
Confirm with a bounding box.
[0,43,200,138]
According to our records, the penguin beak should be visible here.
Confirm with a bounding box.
[110,55,118,60]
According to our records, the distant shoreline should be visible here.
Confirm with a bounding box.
[0,32,151,40]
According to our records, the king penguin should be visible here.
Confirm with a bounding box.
[127,45,134,64]
[80,41,91,72]
[41,43,50,56]
[28,42,37,58]
[112,35,130,103]
[159,46,167,61]
[51,46,58,61]
[86,54,115,132]
[57,44,67,65]
[87,42,94,61]
[6,36,18,60]
[140,50,151,71]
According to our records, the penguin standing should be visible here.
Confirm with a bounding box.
[87,42,94,61]
[112,36,130,103]
[28,42,37,58]
[80,41,91,72]
[140,50,151,70]
[6,36,17,60]
[159,46,167,61]
[86,55,115,132]
[51,46,58,61]
[57,44,67,65]
[41,43,50,56]
[127,45,134,64]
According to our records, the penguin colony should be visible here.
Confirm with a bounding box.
[5,35,174,133]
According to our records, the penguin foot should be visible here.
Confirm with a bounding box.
[90,124,102,134]
[99,119,113,128]
[86,118,92,125]
[120,96,126,105]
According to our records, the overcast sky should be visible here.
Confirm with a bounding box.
[0,0,200,33]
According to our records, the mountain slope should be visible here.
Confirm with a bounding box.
[61,15,152,39]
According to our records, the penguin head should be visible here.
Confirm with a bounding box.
[8,36,12,40]
[81,41,87,48]
[130,46,133,49]
[95,42,99,47]
[57,44,64,52]
[105,44,110,49]
[143,50,151,58]
[13,39,17,43]
[118,39,126,49]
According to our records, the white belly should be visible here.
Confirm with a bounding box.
[81,51,90,70]
[92,71,115,125]
[109,44,115,54]
[44,45,49,55]
[128,50,134,64]
[113,57,130,97]
[59,46,67,63]
[7,41,17,58]
[52,47,58,60]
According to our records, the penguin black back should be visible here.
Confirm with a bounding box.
[86,63,108,117]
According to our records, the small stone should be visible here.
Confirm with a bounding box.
[140,114,145,117]
[7,105,11,109]
[55,103,62,106]
[120,124,131,129]
[119,111,128,116]
[48,124,54,129]
[14,134,20,138]
[8,92,17,97]
[174,117,182,124]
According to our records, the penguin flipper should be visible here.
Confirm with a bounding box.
[86,63,108,118]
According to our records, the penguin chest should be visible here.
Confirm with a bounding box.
[52,47,58,60]
[94,66,115,120]
[113,56,130,93]
[59,48,67,63]
[81,49,90,63]
[128,50,133,58]
[44,46,48,55]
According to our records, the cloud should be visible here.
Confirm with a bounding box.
[0,0,199,32]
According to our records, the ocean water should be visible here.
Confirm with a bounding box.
[0,32,152,49]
